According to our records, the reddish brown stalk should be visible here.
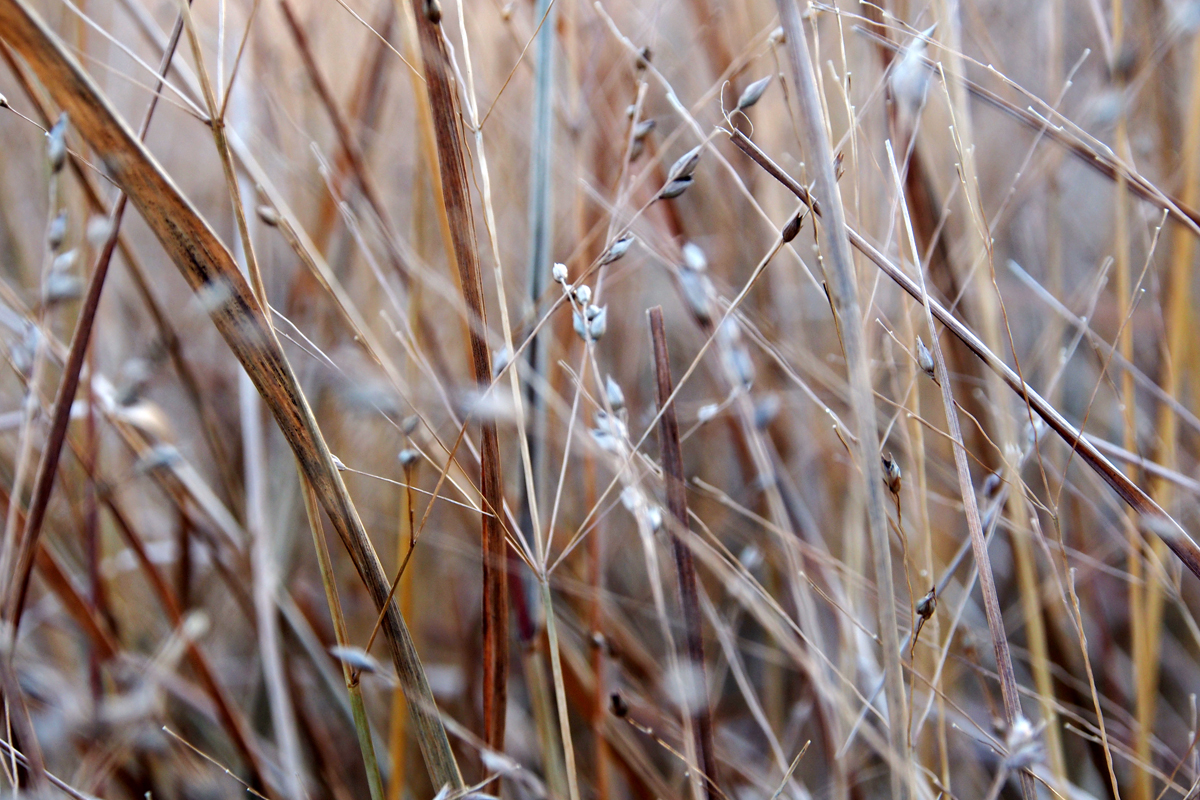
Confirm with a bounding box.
[648,306,719,800]
[6,3,189,628]
[730,128,1200,581]
[406,1,508,757]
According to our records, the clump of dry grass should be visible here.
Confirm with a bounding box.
[3,0,1200,799]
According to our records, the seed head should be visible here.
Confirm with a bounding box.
[890,26,936,118]
[916,336,935,378]
[736,75,772,111]
[552,262,568,284]
[882,453,902,495]
[398,448,420,468]
[47,113,68,173]
[48,211,67,252]
[599,233,635,265]
[781,212,804,243]
[658,175,693,200]
[916,587,936,619]
[256,205,280,227]
[573,283,592,306]
[605,374,625,413]
[681,241,707,272]
[587,305,608,340]
[668,145,703,181]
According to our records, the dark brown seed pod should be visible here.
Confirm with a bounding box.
[916,587,936,619]
[610,692,629,717]
[782,212,803,243]
[424,0,441,23]
[882,453,902,495]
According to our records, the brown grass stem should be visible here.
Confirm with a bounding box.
[405,0,508,760]
[649,306,719,800]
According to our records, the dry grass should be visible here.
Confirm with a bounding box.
[3,0,1200,799]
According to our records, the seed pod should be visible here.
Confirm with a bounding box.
[52,248,77,273]
[658,175,693,200]
[424,0,441,23]
[678,268,713,324]
[610,692,629,717]
[47,211,67,252]
[0,93,8,108]
[916,336,935,378]
[398,448,419,468]
[668,145,703,181]
[47,113,68,173]
[645,504,663,532]
[882,453,902,495]
[551,262,568,283]
[754,394,781,429]
[630,119,655,161]
[589,425,621,453]
[681,241,707,272]
[737,75,772,110]
[632,118,656,142]
[587,305,608,340]
[890,26,936,117]
[329,645,383,675]
[256,205,280,227]
[599,233,635,265]
[86,215,113,246]
[492,346,511,377]
[573,307,588,341]
[402,414,420,435]
[781,212,803,243]
[636,46,652,70]
[44,271,82,304]
[605,374,625,413]
[574,284,592,306]
[331,455,348,471]
[916,587,937,619]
